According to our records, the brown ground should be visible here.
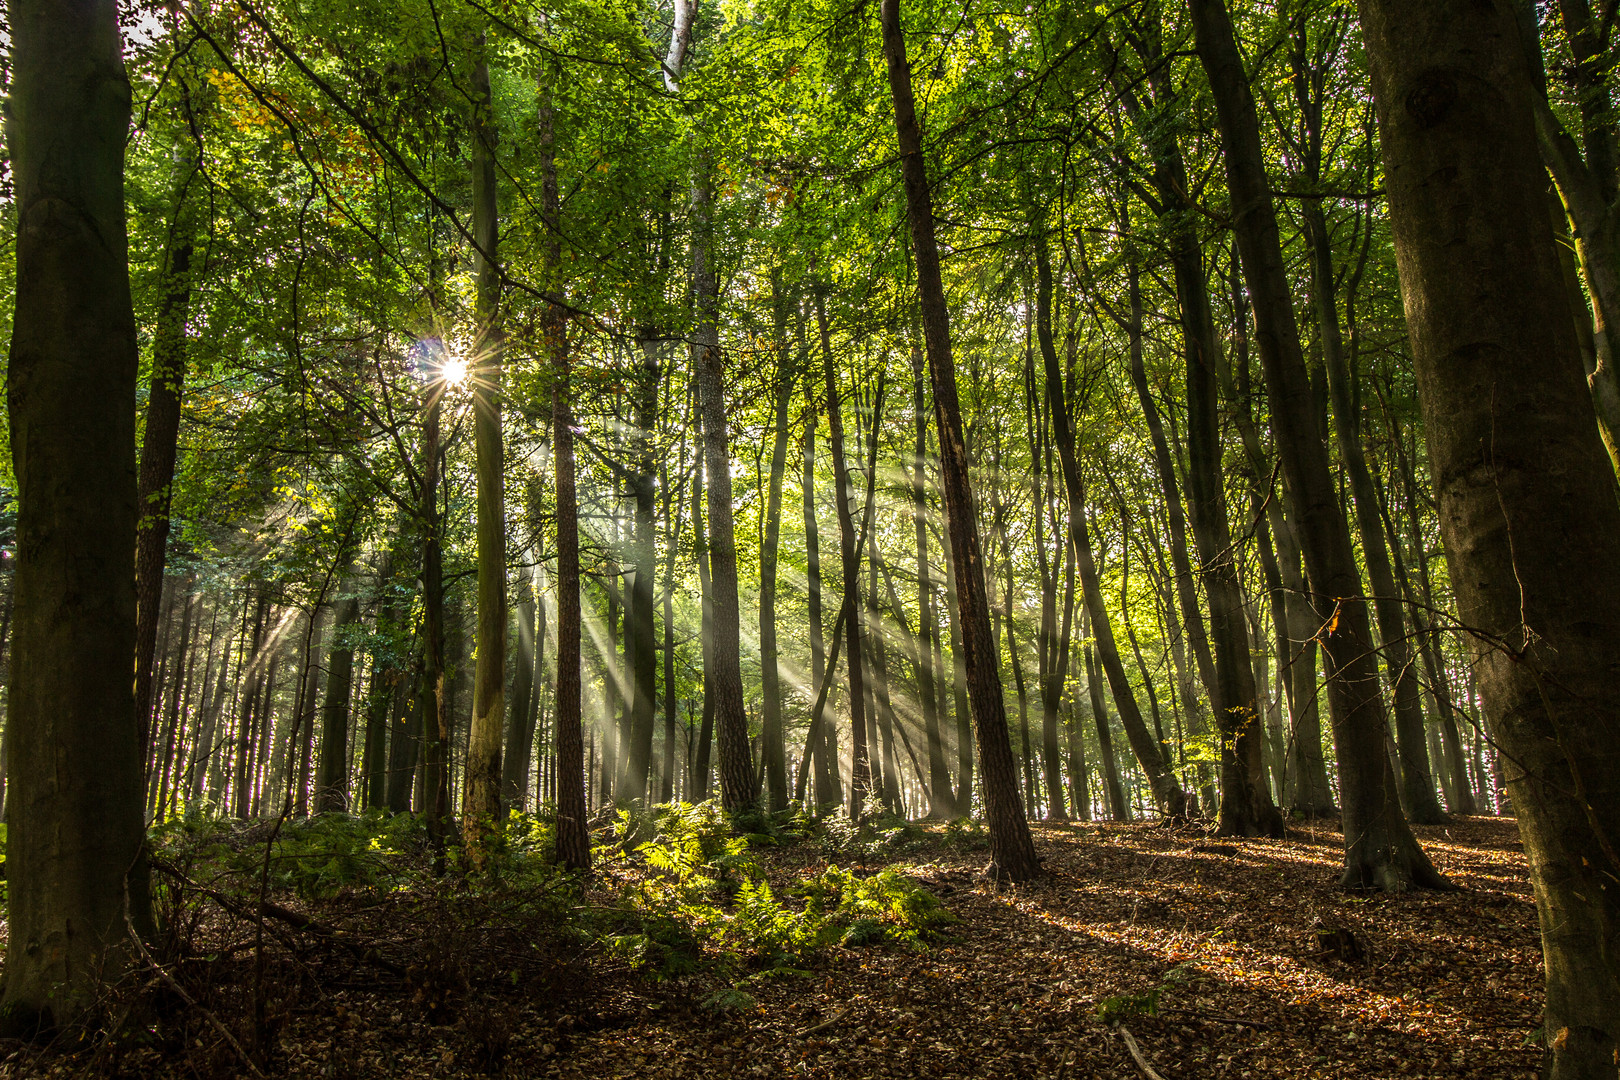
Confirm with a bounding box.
[0,816,1543,1079]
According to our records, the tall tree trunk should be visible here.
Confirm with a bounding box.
[940,521,973,814]
[1085,640,1129,822]
[539,80,588,871]
[1170,223,1284,837]
[690,159,753,812]
[418,370,450,854]
[881,0,1039,878]
[802,410,838,810]
[816,292,872,817]
[1359,0,1620,1068]
[623,338,659,803]
[911,350,953,818]
[503,568,538,807]
[758,275,794,812]
[314,580,361,813]
[692,437,716,804]
[1294,78,1445,822]
[463,38,507,863]
[1035,246,1187,819]
[134,151,197,762]
[1190,0,1446,890]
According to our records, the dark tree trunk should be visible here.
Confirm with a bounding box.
[881,0,1039,878]
[690,159,753,813]
[504,569,538,808]
[1035,247,1187,819]
[540,81,588,871]
[624,337,659,804]
[692,439,716,804]
[910,350,953,818]
[418,385,450,853]
[314,582,361,813]
[134,164,196,762]
[1171,228,1285,837]
[1359,0,1620,1067]
[816,292,872,817]
[464,39,507,862]
[758,276,794,811]
[802,411,838,810]
[1293,37,1445,822]
[1191,0,1446,890]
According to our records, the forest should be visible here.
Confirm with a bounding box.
[0,0,1616,1076]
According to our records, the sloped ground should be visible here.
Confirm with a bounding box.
[0,816,1541,1079]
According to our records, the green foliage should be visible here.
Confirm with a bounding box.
[1095,963,1196,1025]
[256,811,429,901]
[817,811,929,862]
[598,803,954,987]
[941,816,989,851]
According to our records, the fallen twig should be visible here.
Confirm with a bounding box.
[794,1007,850,1038]
[153,859,407,977]
[1119,1026,1170,1080]
[1159,1007,1271,1030]
[126,887,266,1080]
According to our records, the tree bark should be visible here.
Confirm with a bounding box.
[1292,40,1445,822]
[802,409,839,810]
[538,80,588,871]
[1035,246,1187,819]
[690,158,753,813]
[134,149,197,761]
[815,292,873,817]
[314,579,361,813]
[910,349,953,818]
[881,0,1040,879]
[463,38,507,862]
[758,274,795,812]
[1191,0,1447,890]
[4,0,158,985]
[1359,0,1620,1067]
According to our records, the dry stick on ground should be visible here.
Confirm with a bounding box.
[125,885,267,1080]
[793,1007,850,1038]
[1119,1026,1171,1080]
[153,860,409,977]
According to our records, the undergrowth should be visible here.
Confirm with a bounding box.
[141,800,953,1025]
[596,803,956,1005]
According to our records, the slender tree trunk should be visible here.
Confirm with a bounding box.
[940,522,973,814]
[314,580,361,813]
[1303,189,1445,823]
[623,338,659,803]
[802,411,837,810]
[1191,0,1446,890]
[1035,250,1186,819]
[910,350,953,818]
[1169,222,1284,836]
[504,568,539,808]
[539,81,588,870]
[1085,641,1129,822]
[758,276,794,812]
[816,292,872,817]
[418,378,450,854]
[881,0,1039,877]
[463,39,507,862]
[1360,1,1620,1067]
[134,158,196,763]
[690,160,753,813]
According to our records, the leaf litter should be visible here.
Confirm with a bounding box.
[0,816,1541,1079]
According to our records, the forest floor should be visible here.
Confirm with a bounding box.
[1,815,1542,1080]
